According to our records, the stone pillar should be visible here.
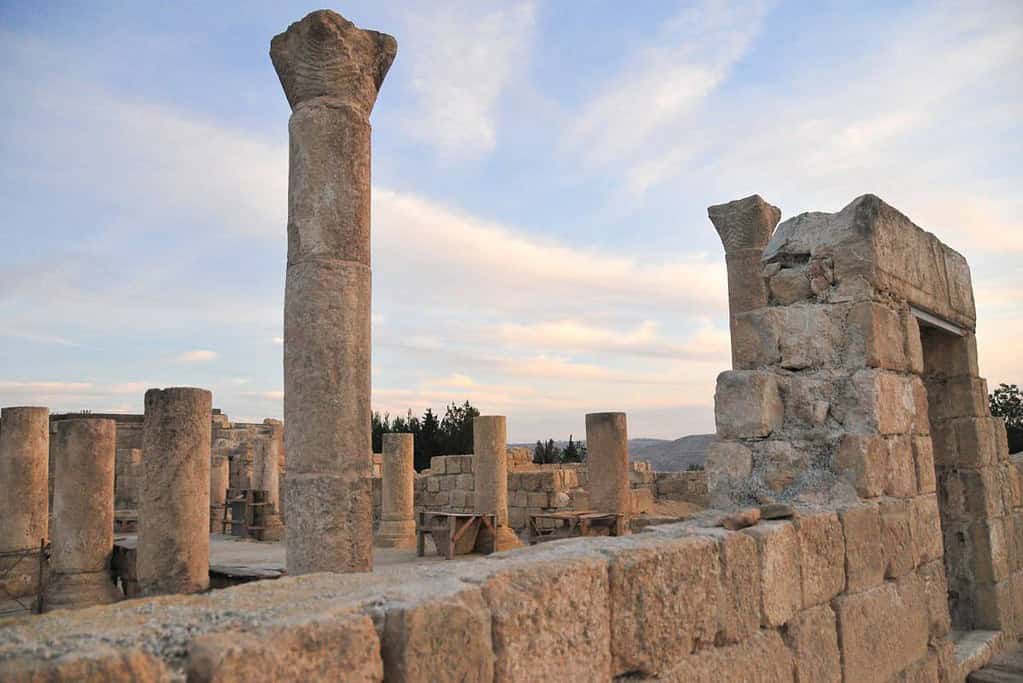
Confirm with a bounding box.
[0,407,49,608]
[115,448,142,510]
[473,416,521,552]
[210,454,229,533]
[271,10,396,575]
[375,433,416,548]
[254,429,281,512]
[46,419,121,611]
[138,387,211,595]
[707,195,781,368]
[586,412,630,524]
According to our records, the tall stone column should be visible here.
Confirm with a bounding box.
[138,387,211,595]
[271,10,397,574]
[375,433,416,548]
[0,407,49,607]
[473,416,521,552]
[585,412,630,523]
[47,419,121,611]
[210,454,229,533]
[707,195,781,367]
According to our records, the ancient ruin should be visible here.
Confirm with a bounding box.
[1,8,1021,683]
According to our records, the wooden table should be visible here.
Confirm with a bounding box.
[528,510,627,545]
[416,511,496,559]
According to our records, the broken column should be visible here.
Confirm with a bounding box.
[375,433,416,548]
[210,454,229,533]
[586,412,630,528]
[707,195,781,368]
[0,407,49,609]
[47,418,121,611]
[271,10,397,574]
[138,387,211,595]
[473,416,521,552]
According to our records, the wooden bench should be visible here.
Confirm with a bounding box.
[416,511,496,560]
[527,510,627,545]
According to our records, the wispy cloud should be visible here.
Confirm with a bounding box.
[174,349,218,363]
[397,0,536,159]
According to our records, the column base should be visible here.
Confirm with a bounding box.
[475,524,523,554]
[374,519,416,549]
[45,571,122,612]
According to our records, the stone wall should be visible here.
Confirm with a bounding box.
[0,511,974,682]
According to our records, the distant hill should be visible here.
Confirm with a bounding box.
[629,434,715,472]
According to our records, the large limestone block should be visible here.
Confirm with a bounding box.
[834,434,886,498]
[785,604,841,683]
[380,585,493,683]
[742,521,801,626]
[187,610,383,683]
[0,646,171,683]
[795,512,845,606]
[607,536,719,676]
[776,304,844,370]
[910,494,944,565]
[836,369,918,435]
[953,416,999,468]
[880,498,918,578]
[658,630,793,683]
[284,472,373,574]
[833,582,928,683]
[714,371,783,439]
[913,436,937,494]
[481,556,611,682]
[839,503,885,592]
[846,301,907,370]
[916,560,953,642]
[682,527,761,643]
[705,440,752,503]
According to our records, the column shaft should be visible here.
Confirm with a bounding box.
[375,433,416,548]
[585,412,631,519]
[473,416,521,552]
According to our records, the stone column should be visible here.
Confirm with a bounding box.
[707,195,781,368]
[585,412,630,523]
[473,416,521,552]
[138,387,211,595]
[375,433,416,548]
[47,419,121,611]
[0,407,49,607]
[210,454,229,533]
[271,10,396,574]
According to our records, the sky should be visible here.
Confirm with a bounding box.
[0,0,1020,442]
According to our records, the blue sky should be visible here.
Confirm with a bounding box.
[1,0,1020,441]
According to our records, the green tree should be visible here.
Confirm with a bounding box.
[561,435,582,463]
[533,440,546,465]
[440,400,479,455]
[416,408,442,471]
[990,383,1023,453]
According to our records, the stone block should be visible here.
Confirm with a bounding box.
[731,308,782,369]
[511,490,527,508]
[961,467,1004,518]
[714,371,783,439]
[928,376,988,421]
[380,585,493,683]
[446,458,461,475]
[482,555,611,681]
[929,419,955,467]
[658,630,793,683]
[769,266,812,304]
[886,435,919,498]
[427,477,440,493]
[994,418,1010,462]
[430,457,446,475]
[608,536,718,677]
[973,577,1013,631]
[508,507,525,529]
[187,611,383,683]
[440,476,454,491]
[450,490,467,509]
[911,377,930,435]
[953,417,997,468]
[913,436,936,494]
[742,521,801,626]
[456,473,474,490]
[840,503,885,592]
[846,301,907,370]
[834,434,886,498]
[910,494,943,564]
[785,604,841,683]
[898,654,938,683]
[705,440,752,499]
[917,560,952,642]
[880,498,917,578]
[758,440,812,493]
[970,518,1010,584]
[833,582,928,683]
[796,512,845,606]
[526,492,548,508]
[904,310,924,374]
[630,488,654,514]
[838,370,917,435]
[698,529,760,643]
[778,304,844,370]
[0,647,171,683]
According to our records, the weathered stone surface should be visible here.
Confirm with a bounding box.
[608,536,718,676]
[834,434,886,498]
[48,419,121,611]
[380,585,493,683]
[835,369,917,435]
[481,556,611,682]
[839,503,885,592]
[887,435,919,497]
[833,582,928,683]
[913,436,937,494]
[0,647,171,683]
[659,630,793,683]
[777,304,844,370]
[846,301,907,370]
[139,387,211,596]
[757,440,811,493]
[796,512,845,606]
[760,503,795,519]
[187,611,383,683]
[785,604,841,683]
[731,308,782,368]
[910,494,943,565]
[954,416,998,468]
[916,560,952,641]
[284,472,373,574]
[705,440,752,501]
[904,310,925,374]
[721,508,761,530]
[769,267,812,305]
[880,498,918,578]
[743,521,801,626]
[585,412,630,516]
[709,194,781,253]
[0,406,49,601]
[376,433,416,549]
[715,371,783,439]
[682,527,761,643]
